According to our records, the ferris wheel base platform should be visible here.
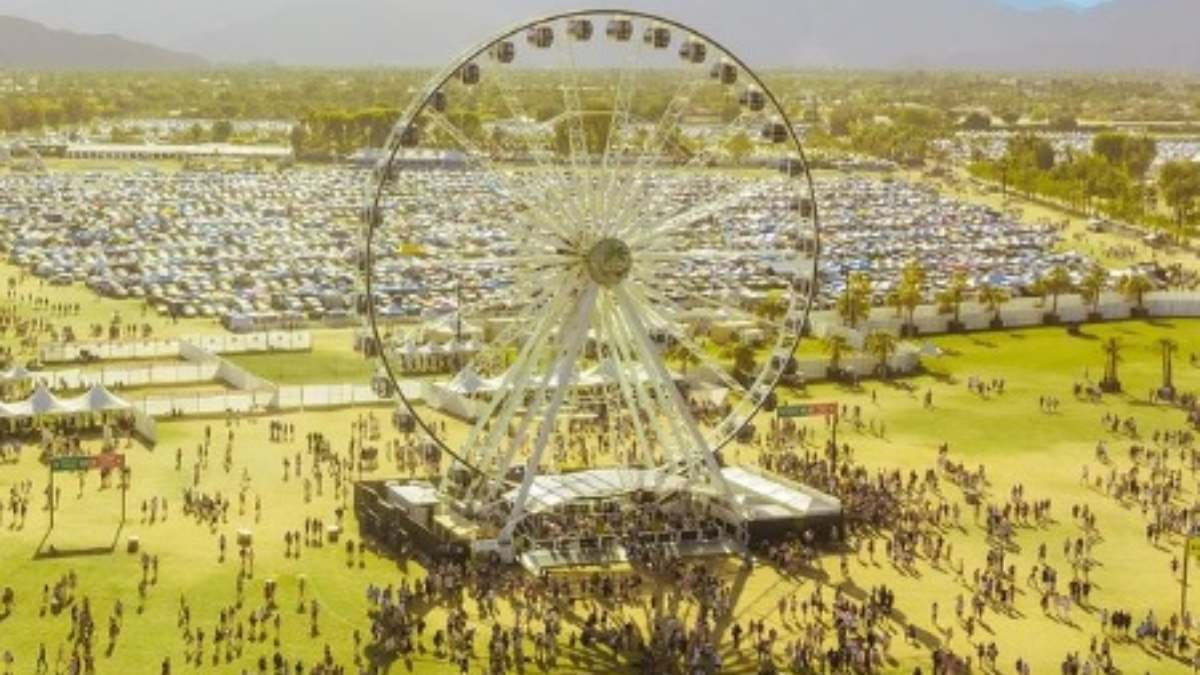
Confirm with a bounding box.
[355,466,843,568]
[517,539,746,575]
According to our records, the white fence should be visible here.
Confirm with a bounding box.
[183,331,312,355]
[41,340,180,364]
[131,384,388,418]
[35,362,220,391]
[40,331,313,364]
[810,291,1200,338]
[133,390,277,417]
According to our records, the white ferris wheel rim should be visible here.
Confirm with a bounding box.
[362,8,821,493]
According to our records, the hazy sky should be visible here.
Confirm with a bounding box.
[3,0,1193,71]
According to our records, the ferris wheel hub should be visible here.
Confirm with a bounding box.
[584,237,633,287]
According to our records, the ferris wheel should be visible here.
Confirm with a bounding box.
[0,140,47,173]
[363,9,819,552]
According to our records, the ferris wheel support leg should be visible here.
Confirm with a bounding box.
[497,285,598,560]
[613,287,736,505]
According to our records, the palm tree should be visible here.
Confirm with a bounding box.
[1100,337,1122,392]
[1078,265,1108,318]
[1159,337,1179,396]
[666,340,699,375]
[936,270,971,328]
[1119,273,1154,316]
[897,282,923,336]
[977,283,1010,327]
[1043,265,1073,318]
[756,291,789,324]
[836,272,872,329]
[732,343,757,379]
[822,334,851,380]
[864,330,898,378]
[886,288,904,319]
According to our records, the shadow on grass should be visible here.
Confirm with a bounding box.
[1144,319,1175,329]
[34,523,123,560]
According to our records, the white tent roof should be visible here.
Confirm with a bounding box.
[0,365,33,383]
[28,385,69,415]
[0,383,132,419]
[448,366,486,394]
[503,468,689,514]
[82,384,132,412]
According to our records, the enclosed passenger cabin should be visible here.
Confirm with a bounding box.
[428,90,447,113]
[679,37,707,64]
[567,18,593,41]
[740,87,766,112]
[643,24,670,49]
[710,59,738,85]
[606,17,633,41]
[458,62,481,86]
[527,25,554,49]
[490,40,516,64]
[761,121,788,144]
[399,124,420,148]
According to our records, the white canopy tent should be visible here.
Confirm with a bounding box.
[0,383,133,420]
[0,365,33,383]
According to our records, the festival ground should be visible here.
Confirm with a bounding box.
[2,304,1199,672]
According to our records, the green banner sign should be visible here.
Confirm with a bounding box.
[49,454,125,472]
[50,456,93,472]
[777,403,838,418]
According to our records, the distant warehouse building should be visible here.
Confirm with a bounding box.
[347,148,468,170]
[64,142,293,161]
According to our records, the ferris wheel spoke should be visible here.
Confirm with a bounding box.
[624,284,752,398]
[460,267,573,376]
[625,182,764,247]
[597,294,656,468]
[421,109,575,246]
[608,106,771,241]
[558,35,600,230]
[604,294,689,468]
[596,45,644,221]
[627,267,765,327]
[499,284,599,543]
[483,59,592,231]
[460,276,583,471]
[637,248,798,263]
[600,75,707,237]
[613,286,733,493]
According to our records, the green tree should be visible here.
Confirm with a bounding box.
[724,132,753,164]
[1078,265,1108,316]
[960,112,992,131]
[864,330,898,378]
[553,111,613,157]
[1160,161,1200,244]
[1100,337,1122,392]
[1042,266,1073,316]
[1118,273,1154,312]
[836,273,872,329]
[822,334,851,378]
[212,119,234,143]
[977,283,1010,324]
[936,270,971,325]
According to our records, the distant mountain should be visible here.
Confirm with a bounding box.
[174,0,1199,71]
[0,15,206,69]
[0,0,1195,71]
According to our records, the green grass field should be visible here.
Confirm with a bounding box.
[0,317,1197,673]
[224,330,373,386]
